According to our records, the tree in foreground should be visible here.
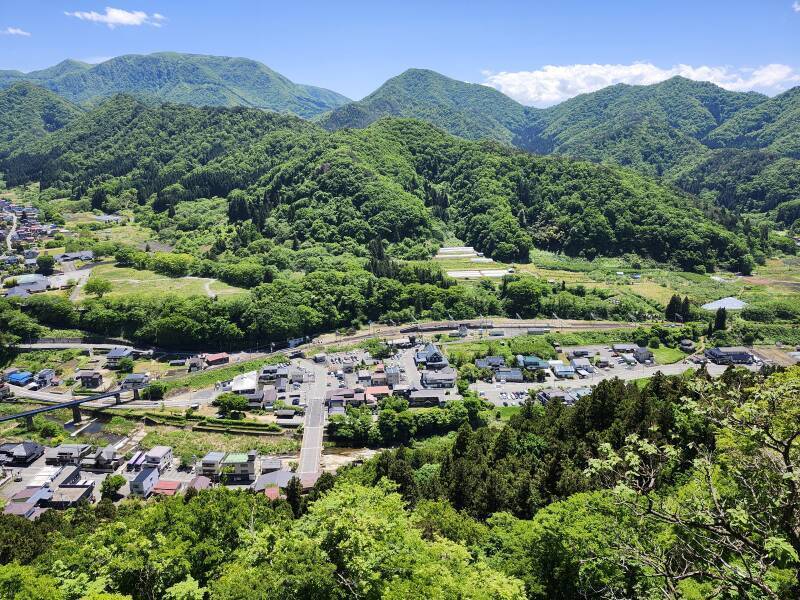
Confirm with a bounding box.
[590,368,800,598]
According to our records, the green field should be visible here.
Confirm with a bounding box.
[140,426,300,466]
[81,264,247,300]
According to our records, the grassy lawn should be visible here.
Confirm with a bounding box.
[81,264,247,300]
[92,223,156,248]
[652,346,687,365]
[490,405,522,423]
[139,426,300,465]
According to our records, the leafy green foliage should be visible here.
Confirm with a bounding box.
[319,68,529,145]
[1,53,350,117]
[0,82,82,159]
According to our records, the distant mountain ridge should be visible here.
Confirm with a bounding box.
[0,53,350,118]
[2,56,799,214]
[318,68,531,146]
[320,69,800,212]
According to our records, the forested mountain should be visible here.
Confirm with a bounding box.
[0,53,350,118]
[521,76,766,176]
[1,94,755,272]
[318,69,529,145]
[322,71,800,214]
[669,149,800,212]
[0,82,83,159]
[705,86,800,156]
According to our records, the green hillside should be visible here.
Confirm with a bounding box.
[0,53,350,118]
[318,69,529,145]
[520,76,766,175]
[704,86,800,156]
[1,95,756,272]
[0,82,83,159]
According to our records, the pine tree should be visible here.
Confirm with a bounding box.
[665,295,682,321]
[680,296,691,322]
[714,307,728,331]
[286,476,303,518]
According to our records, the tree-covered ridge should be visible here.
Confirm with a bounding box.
[0,83,83,159]
[321,70,800,214]
[669,149,800,212]
[318,68,529,145]
[2,96,754,270]
[0,53,350,118]
[705,86,800,156]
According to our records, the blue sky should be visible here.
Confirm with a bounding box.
[1,1,798,105]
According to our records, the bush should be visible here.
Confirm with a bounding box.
[142,382,167,400]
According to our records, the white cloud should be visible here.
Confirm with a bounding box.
[793,1,800,12]
[64,7,166,28]
[1,27,31,37]
[483,63,800,106]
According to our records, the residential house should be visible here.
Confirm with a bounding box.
[365,386,391,402]
[130,467,159,498]
[201,451,226,480]
[187,475,212,492]
[221,451,257,483]
[536,389,577,406]
[705,346,753,365]
[7,371,33,386]
[121,373,151,390]
[243,390,266,410]
[258,364,286,385]
[385,365,401,387]
[105,347,133,369]
[495,368,524,383]
[152,480,182,497]
[143,446,173,472]
[414,343,449,370]
[80,445,122,472]
[475,356,506,370]
[371,369,388,386]
[516,355,550,370]
[202,352,230,366]
[409,389,447,406]
[55,251,94,263]
[421,367,457,388]
[0,441,44,466]
[357,369,371,385]
[45,444,91,466]
[75,370,102,388]
[35,369,56,387]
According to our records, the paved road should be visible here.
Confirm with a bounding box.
[297,359,328,475]
[4,212,16,252]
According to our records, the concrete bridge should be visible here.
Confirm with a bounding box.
[0,389,127,430]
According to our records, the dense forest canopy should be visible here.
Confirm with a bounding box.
[1,94,757,271]
[0,52,350,117]
[3,56,799,220]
